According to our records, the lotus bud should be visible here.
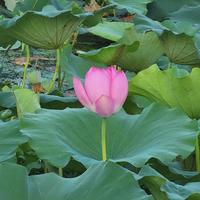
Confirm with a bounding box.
[73,66,128,117]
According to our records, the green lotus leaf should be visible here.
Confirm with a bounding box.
[160,31,200,66]
[147,0,199,21]
[82,26,163,71]
[21,103,197,168]
[14,0,51,12]
[134,14,167,35]
[169,4,200,24]
[0,120,28,162]
[0,91,77,109]
[82,4,116,27]
[0,162,152,200]
[129,64,200,118]
[138,165,200,200]
[79,42,140,71]
[0,92,16,108]
[0,5,88,49]
[161,181,200,200]
[88,21,134,41]
[162,20,200,36]
[108,0,153,14]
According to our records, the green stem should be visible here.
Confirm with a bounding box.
[101,118,107,161]
[22,45,30,88]
[44,160,48,173]
[56,50,62,91]
[58,167,63,177]
[196,134,200,172]
[47,48,61,94]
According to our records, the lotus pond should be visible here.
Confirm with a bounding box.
[0,0,200,200]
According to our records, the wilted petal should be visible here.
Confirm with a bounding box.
[95,95,114,117]
[111,71,128,112]
[73,77,92,108]
[85,67,110,102]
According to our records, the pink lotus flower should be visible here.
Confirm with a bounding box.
[73,66,128,117]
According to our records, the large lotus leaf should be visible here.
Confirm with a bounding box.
[79,42,140,71]
[21,103,197,168]
[0,162,152,200]
[108,0,152,14]
[161,31,200,66]
[129,64,200,118]
[81,27,163,71]
[0,6,85,49]
[0,120,28,162]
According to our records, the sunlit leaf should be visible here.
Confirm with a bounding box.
[129,64,200,118]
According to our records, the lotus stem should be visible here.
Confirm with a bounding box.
[195,134,200,172]
[47,48,61,93]
[101,118,107,161]
[44,160,48,173]
[58,167,63,177]
[22,44,30,88]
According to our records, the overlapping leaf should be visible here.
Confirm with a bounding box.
[21,103,197,168]
[0,162,152,200]
[83,22,163,71]
[0,5,86,49]
[129,65,200,118]
[0,120,28,162]
[161,31,200,66]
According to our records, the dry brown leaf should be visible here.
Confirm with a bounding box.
[122,15,134,22]
[84,0,100,13]
[32,83,43,93]
[15,56,55,66]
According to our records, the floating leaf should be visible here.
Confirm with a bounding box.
[21,103,197,168]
